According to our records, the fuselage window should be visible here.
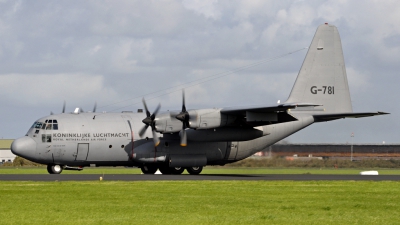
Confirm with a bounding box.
[53,124,58,130]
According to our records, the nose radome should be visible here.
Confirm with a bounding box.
[11,136,37,158]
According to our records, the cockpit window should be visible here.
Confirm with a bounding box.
[34,119,59,130]
[45,124,52,130]
[31,122,43,129]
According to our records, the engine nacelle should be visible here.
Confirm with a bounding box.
[154,111,182,133]
[154,109,237,133]
[184,127,267,142]
[188,108,236,129]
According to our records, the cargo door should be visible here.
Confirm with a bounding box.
[75,143,89,161]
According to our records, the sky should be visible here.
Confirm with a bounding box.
[0,0,398,144]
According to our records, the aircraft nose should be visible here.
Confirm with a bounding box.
[11,136,37,158]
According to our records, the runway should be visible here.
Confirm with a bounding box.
[1,174,400,181]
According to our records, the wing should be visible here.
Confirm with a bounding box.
[221,103,389,127]
[221,103,321,126]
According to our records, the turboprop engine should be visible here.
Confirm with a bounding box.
[154,108,237,133]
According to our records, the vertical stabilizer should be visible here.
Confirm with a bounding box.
[286,24,352,113]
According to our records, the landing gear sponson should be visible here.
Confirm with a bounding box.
[141,166,203,175]
[46,164,203,175]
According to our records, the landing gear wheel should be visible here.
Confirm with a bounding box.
[170,167,185,175]
[186,166,203,175]
[141,165,158,174]
[159,166,172,175]
[47,164,63,174]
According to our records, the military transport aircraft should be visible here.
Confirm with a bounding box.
[11,23,388,175]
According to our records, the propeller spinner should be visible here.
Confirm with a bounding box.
[139,98,161,147]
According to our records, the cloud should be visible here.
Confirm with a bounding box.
[182,0,221,20]
[0,73,118,106]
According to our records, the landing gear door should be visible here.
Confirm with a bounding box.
[228,142,239,160]
[76,143,89,161]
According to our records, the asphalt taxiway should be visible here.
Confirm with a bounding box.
[0,174,400,181]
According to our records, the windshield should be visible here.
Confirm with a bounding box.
[31,120,58,130]
[31,122,43,129]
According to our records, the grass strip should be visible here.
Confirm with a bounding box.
[0,180,399,224]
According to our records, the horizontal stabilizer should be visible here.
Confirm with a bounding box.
[313,112,389,122]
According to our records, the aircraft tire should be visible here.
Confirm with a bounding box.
[47,164,63,174]
[170,167,185,175]
[186,166,203,175]
[141,165,158,174]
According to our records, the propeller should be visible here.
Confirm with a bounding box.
[139,98,161,147]
[62,101,66,113]
[175,90,189,146]
[93,102,97,113]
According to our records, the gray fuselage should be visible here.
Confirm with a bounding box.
[14,111,313,167]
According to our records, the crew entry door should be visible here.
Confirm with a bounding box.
[76,143,89,161]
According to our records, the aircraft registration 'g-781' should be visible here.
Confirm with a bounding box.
[11,24,388,175]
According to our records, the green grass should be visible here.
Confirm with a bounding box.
[0,181,399,224]
[1,167,400,175]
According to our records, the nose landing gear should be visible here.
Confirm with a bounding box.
[47,164,63,174]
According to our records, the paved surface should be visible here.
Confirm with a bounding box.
[0,174,400,181]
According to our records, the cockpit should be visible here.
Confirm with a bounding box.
[31,119,59,131]
[30,119,59,143]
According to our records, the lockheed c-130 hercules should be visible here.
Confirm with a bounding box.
[11,24,388,175]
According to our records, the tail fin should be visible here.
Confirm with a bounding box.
[286,24,352,113]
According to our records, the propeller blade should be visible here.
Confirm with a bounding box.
[62,101,66,113]
[180,129,187,147]
[142,98,151,117]
[93,102,97,113]
[152,129,160,147]
[182,89,186,112]
[151,104,161,120]
[139,124,149,137]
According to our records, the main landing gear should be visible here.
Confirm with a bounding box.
[140,166,203,175]
[47,164,63,174]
